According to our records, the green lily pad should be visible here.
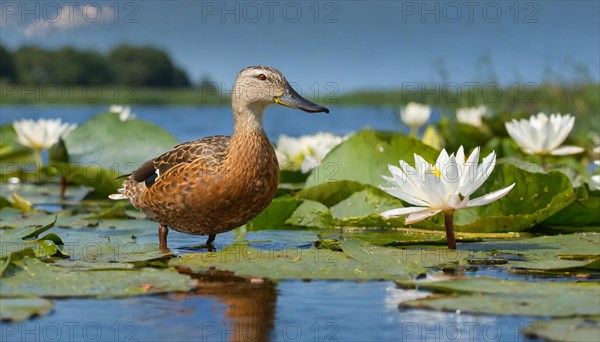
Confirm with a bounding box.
[0,183,91,206]
[0,297,53,322]
[542,185,600,228]
[247,196,302,230]
[438,119,494,153]
[0,217,65,273]
[284,200,332,228]
[63,113,179,172]
[453,163,576,232]
[1,257,196,298]
[301,132,577,232]
[169,239,469,280]
[464,233,600,272]
[0,196,11,210]
[297,180,370,206]
[397,277,600,317]
[0,124,34,163]
[527,317,600,342]
[57,113,179,195]
[305,131,439,188]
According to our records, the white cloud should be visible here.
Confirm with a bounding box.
[23,4,115,38]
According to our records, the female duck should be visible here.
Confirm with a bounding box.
[110,66,329,248]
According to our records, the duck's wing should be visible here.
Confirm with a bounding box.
[131,135,231,186]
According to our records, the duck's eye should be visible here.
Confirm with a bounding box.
[257,74,266,81]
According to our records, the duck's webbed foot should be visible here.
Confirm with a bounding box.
[182,234,217,252]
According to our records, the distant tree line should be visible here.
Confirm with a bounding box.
[0,43,191,87]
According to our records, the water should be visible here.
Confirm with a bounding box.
[1,105,542,342]
[0,104,444,142]
[1,278,542,342]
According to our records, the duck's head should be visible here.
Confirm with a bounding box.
[232,66,330,114]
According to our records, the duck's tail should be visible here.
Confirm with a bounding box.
[108,188,128,200]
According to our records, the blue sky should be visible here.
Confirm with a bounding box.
[1,1,598,92]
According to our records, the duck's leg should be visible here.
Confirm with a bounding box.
[59,177,68,200]
[206,234,216,245]
[159,224,169,249]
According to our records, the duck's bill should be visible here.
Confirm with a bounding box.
[274,83,330,113]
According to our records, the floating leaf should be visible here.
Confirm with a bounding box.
[9,192,34,213]
[527,317,600,342]
[63,113,179,172]
[0,124,34,163]
[57,113,179,194]
[20,216,57,240]
[0,217,65,272]
[169,239,469,280]
[297,180,369,206]
[439,118,493,152]
[0,196,11,210]
[247,196,302,230]
[87,202,134,220]
[49,162,123,197]
[303,132,576,232]
[0,297,53,322]
[543,185,600,228]
[305,131,439,188]
[1,257,195,298]
[284,200,332,228]
[397,277,600,317]
[463,233,600,272]
[452,163,576,232]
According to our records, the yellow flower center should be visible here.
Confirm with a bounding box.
[432,167,442,178]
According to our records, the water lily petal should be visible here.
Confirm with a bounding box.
[379,186,431,207]
[380,206,428,219]
[506,120,535,154]
[460,150,496,197]
[384,157,439,208]
[592,175,600,190]
[458,146,480,191]
[550,145,585,156]
[435,148,450,167]
[440,155,460,196]
[405,209,442,224]
[467,183,515,207]
[388,164,405,180]
[453,146,466,186]
[551,114,574,151]
[399,160,432,204]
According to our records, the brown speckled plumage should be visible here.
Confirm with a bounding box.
[111,66,329,247]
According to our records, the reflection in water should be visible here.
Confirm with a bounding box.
[178,269,277,342]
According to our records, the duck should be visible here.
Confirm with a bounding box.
[109,66,330,248]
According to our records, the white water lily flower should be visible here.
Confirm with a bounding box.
[380,146,515,223]
[13,118,77,151]
[456,105,487,127]
[592,175,600,190]
[505,113,584,156]
[109,104,136,121]
[401,102,431,135]
[275,132,345,173]
[593,146,600,166]
[380,146,515,249]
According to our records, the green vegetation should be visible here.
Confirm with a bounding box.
[0,43,190,88]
